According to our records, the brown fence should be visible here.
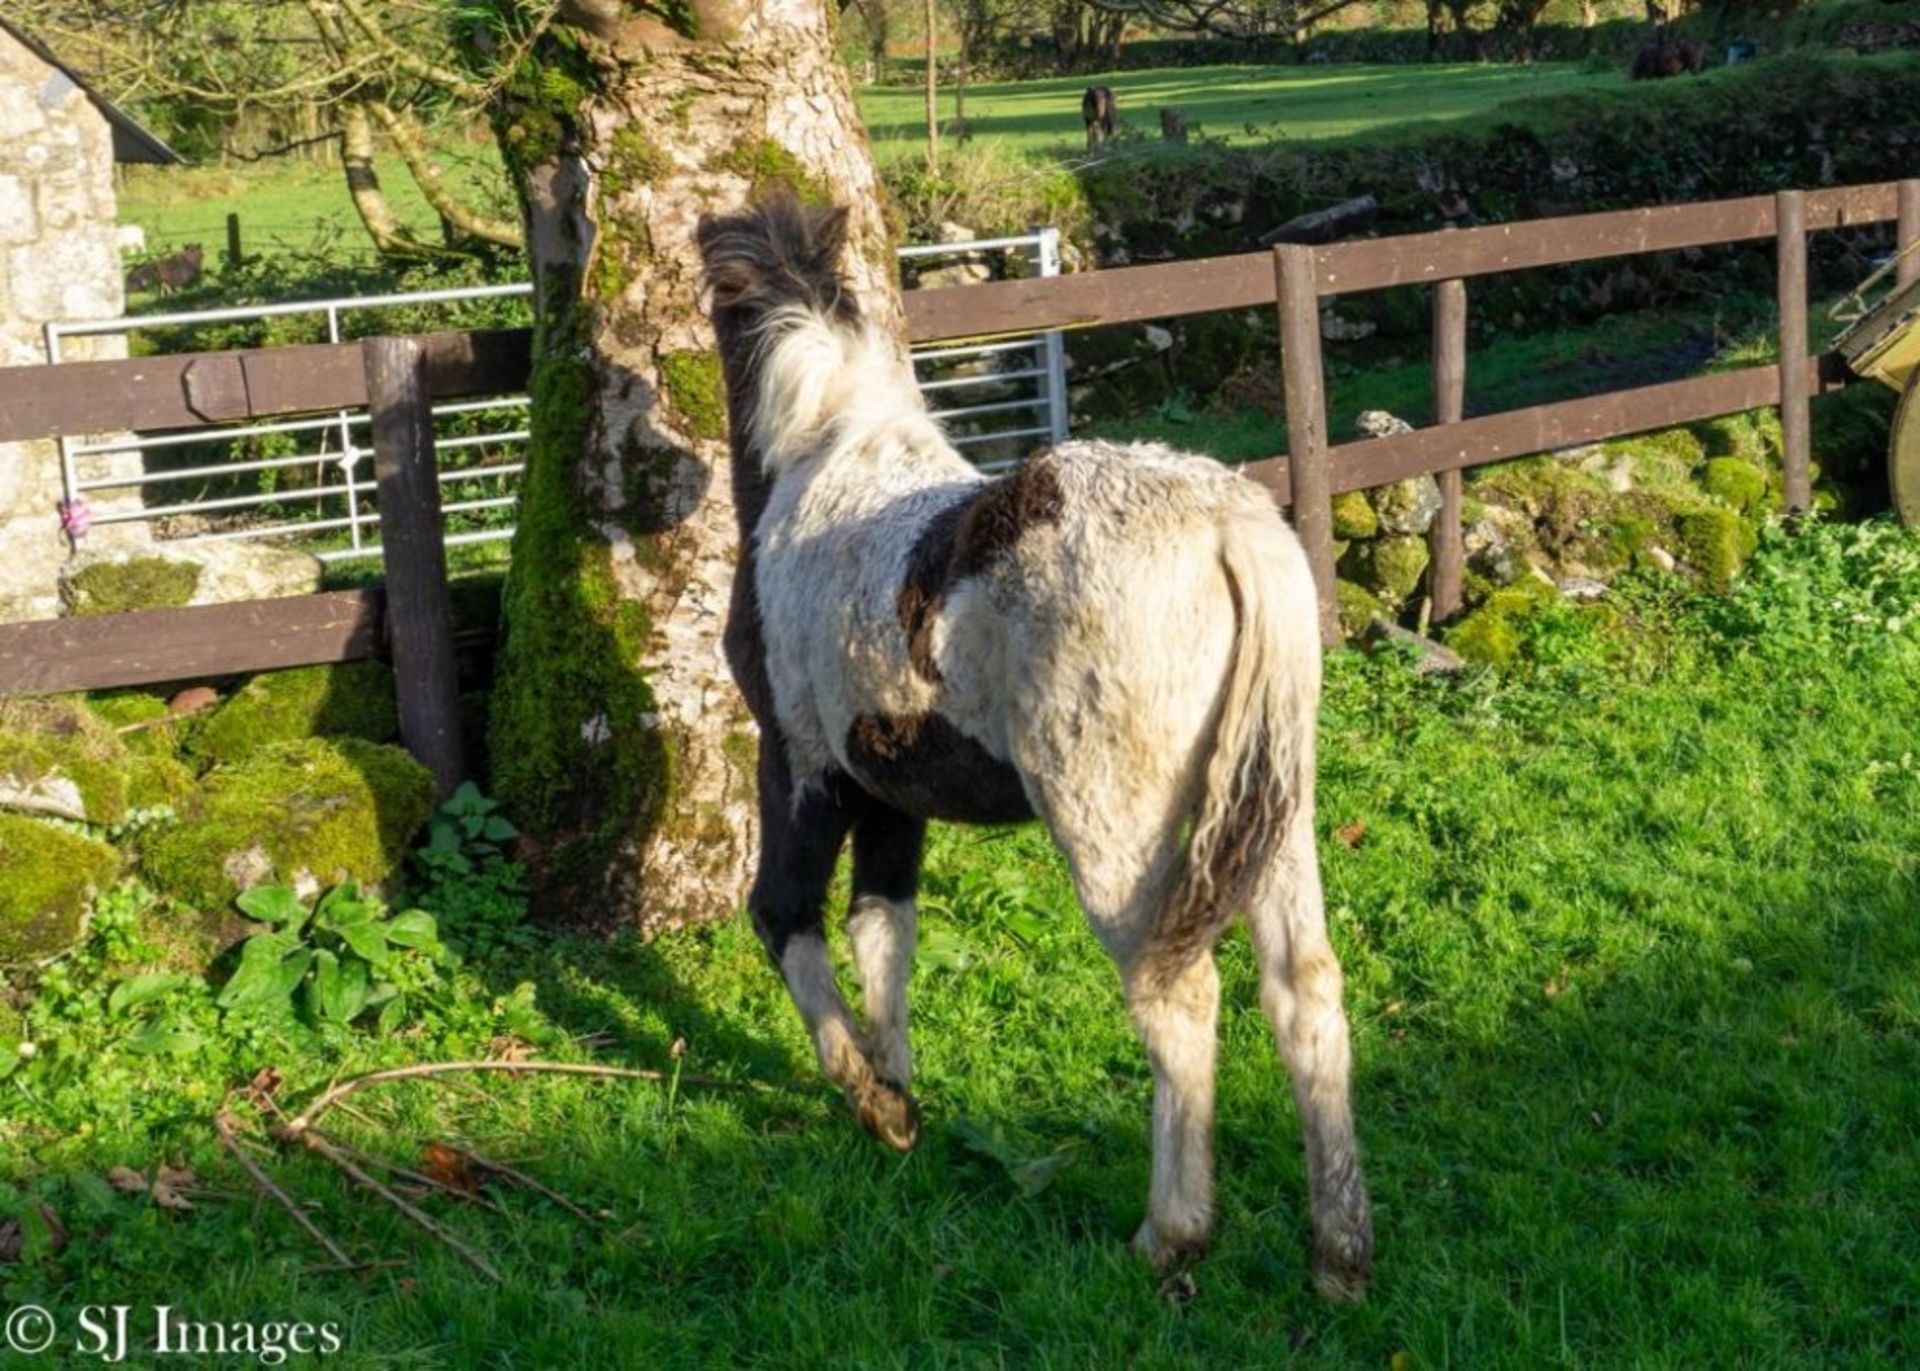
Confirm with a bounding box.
[2,178,1917,779]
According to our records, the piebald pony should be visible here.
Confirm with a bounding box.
[698,194,1372,1297]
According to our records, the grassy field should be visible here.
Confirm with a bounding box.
[862,61,1617,160]
[117,62,1618,256]
[7,520,1920,1365]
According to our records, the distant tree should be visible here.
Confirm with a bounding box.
[11,0,528,257]
[1081,0,1369,48]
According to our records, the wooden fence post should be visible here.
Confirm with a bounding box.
[225,212,243,269]
[363,336,465,801]
[1274,244,1339,646]
[1775,190,1811,515]
[1899,179,1920,290]
[1429,277,1468,623]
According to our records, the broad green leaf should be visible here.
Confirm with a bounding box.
[307,950,370,1023]
[234,885,305,928]
[482,815,518,842]
[384,910,440,950]
[376,993,409,1036]
[109,972,189,1017]
[123,1019,206,1057]
[334,919,392,969]
[0,1037,20,1080]
[217,931,296,1009]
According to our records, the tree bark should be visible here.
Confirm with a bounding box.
[924,0,940,169]
[488,0,904,930]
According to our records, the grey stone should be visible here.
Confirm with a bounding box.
[1354,409,1415,439]
[1366,619,1466,675]
[1464,516,1518,585]
[1372,476,1443,536]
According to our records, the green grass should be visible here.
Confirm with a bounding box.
[118,62,1620,256]
[117,135,511,260]
[863,61,1622,161]
[8,521,1920,1364]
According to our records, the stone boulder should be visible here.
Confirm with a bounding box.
[60,540,323,617]
[0,698,128,823]
[187,662,399,768]
[142,737,433,911]
[0,814,119,965]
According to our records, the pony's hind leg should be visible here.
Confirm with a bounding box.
[1246,807,1372,1301]
[1049,797,1220,1270]
[847,804,925,1091]
[1126,946,1221,1270]
[750,757,919,1151]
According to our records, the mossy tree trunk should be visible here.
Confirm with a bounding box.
[487,0,904,931]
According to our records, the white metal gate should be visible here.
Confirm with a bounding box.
[44,230,1070,567]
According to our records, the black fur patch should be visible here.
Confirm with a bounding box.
[845,713,1034,824]
[896,457,1064,685]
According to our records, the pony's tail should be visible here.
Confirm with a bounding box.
[1146,505,1321,991]
[697,190,879,470]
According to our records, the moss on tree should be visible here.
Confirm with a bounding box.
[0,815,118,964]
[142,738,433,911]
[488,291,672,898]
[711,138,831,205]
[658,351,727,442]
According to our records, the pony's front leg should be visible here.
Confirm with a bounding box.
[749,755,919,1150]
[847,804,925,1093]
[1125,951,1221,1271]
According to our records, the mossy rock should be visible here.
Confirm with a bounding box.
[1331,490,1378,541]
[1677,507,1759,590]
[0,699,129,824]
[1335,579,1387,639]
[187,662,398,768]
[1443,580,1557,670]
[1701,457,1770,516]
[128,752,197,813]
[1702,409,1784,469]
[1604,426,1707,491]
[1344,534,1430,608]
[62,557,200,617]
[142,738,434,911]
[1370,476,1443,536]
[0,815,119,964]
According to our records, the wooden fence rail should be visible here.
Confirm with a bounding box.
[1,176,1915,726]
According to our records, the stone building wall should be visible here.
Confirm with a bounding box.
[0,26,134,623]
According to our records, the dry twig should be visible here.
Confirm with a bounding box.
[214,1106,354,1269]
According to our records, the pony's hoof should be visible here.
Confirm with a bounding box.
[1131,1220,1207,1274]
[854,1079,921,1151]
[1312,1233,1372,1304]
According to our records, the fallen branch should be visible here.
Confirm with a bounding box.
[283,1059,780,1137]
[214,1107,354,1269]
[277,1126,502,1283]
[454,1145,600,1226]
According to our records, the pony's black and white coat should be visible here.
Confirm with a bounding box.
[698,194,1372,1296]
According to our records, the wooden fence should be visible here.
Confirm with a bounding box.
[2,178,1917,787]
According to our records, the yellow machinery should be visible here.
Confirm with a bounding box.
[1832,255,1920,523]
